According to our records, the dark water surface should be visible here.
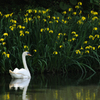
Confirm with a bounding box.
[0,72,100,100]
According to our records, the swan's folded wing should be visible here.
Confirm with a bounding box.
[13,68,20,73]
[15,69,30,77]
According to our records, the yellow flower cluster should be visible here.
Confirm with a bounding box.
[10,19,17,23]
[19,30,24,36]
[2,52,10,58]
[3,13,13,18]
[77,16,86,24]
[85,45,95,50]
[17,25,25,29]
[24,45,29,51]
[89,34,99,40]
[40,28,53,33]
[91,10,98,15]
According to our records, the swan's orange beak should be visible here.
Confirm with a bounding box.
[28,54,32,56]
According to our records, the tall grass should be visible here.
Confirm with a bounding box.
[0,2,100,74]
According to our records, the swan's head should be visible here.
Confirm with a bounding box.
[23,51,32,56]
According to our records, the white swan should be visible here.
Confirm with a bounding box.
[9,51,32,79]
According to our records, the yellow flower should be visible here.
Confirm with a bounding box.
[75,5,79,9]
[2,52,6,55]
[64,20,68,23]
[62,11,67,14]
[6,54,10,58]
[42,10,46,14]
[49,30,53,33]
[64,33,67,36]
[78,2,82,5]
[80,46,84,50]
[20,33,24,36]
[25,13,28,17]
[3,33,8,36]
[28,18,32,21]
[71,31,76,34]
[92,47,95,50]
[13,20,17,23]
[62,19,64,22]
[74,34,78,37]
[47,16,50,18]
[43,19,46,22]
[19,30,24,34]
[25,31,29,34]
[0,38,4,41]
[58,33,63,35]
[17,25,22,28]
[84,41,88,44]
[2,42,6,45]
[53,51,58,55]
[89,35,93,39]
[77,20,83,24]
[93,12,98,15]
[33,49,37,52]
[85,50,89,53]
[67,16,72,19]
[46,9,50,12]
[95,34,99,38]
[79,10,82,15]
[52,16,56,19]
[98,45,100,49]
[81,16,86,21]
[75,50,81,54]
[34,10,37,13]
[92,16,98,21]
[68,8,72,12]
[59,45,63,48]
[24,45,28,48]
[27,9,32,13]
[49,21,53,23]
[85,46,90,49]
[46,28,49,31]
[57,17,59,19]
[40,28,44,32]
[22,26,25,29]
[93,27,97,30]
[38,10,41,13]
[73,12,77,15]
[55,20,59,23]
[72,38,76,41]
[37,15,40,19]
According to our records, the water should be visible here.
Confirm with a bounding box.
[0,72,100,100]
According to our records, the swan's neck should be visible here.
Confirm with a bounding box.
[22,54,29,71]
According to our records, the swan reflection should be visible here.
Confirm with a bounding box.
[9,78,30,100]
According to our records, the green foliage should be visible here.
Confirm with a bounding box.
[0,2,100,75]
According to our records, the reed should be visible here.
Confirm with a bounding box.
[0,2,99,74]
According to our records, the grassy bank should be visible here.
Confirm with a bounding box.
[0,2,100,74]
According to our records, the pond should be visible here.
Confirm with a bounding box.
[0,72,100,100]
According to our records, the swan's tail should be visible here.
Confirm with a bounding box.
[9,70,15,78]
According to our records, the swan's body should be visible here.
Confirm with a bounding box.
[9,51,31,79]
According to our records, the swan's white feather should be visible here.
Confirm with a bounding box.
[9,51,31,79]
[9,70,30,78]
